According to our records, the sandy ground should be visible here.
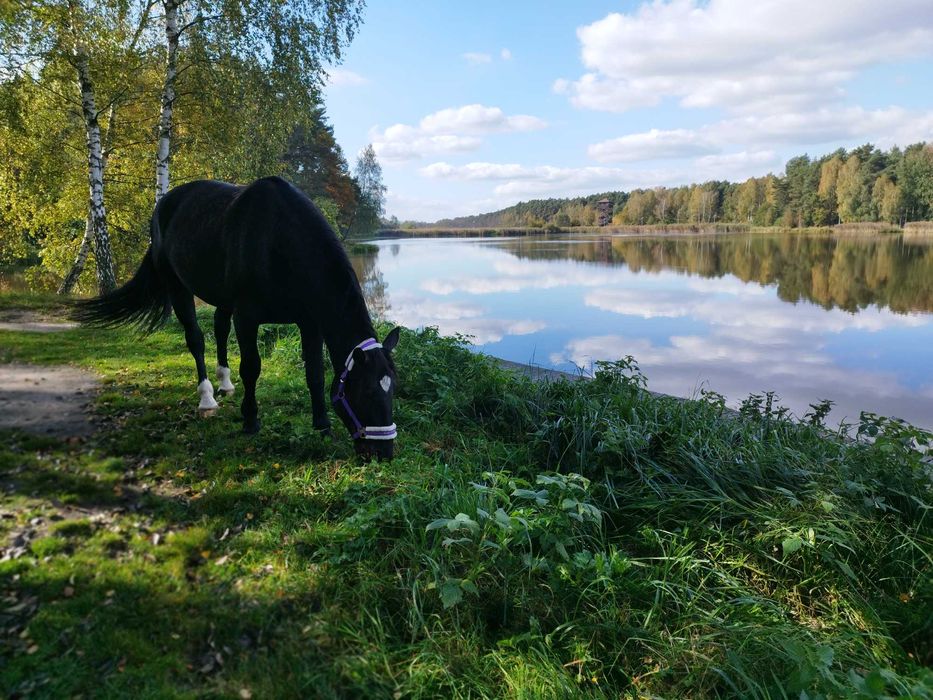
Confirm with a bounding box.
[0,363,98,437]
[0,309,77,333]
[0,310,97,438]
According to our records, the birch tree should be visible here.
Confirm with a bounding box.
[348,143,386,236]
[1,0,158,293]
[68,4,116,292]
[151,0,364,202]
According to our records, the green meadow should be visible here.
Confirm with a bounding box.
[0,298,931,698]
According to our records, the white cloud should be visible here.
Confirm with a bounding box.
[385,291,544,344]
[326,68,367,87]
[419,105,546,135]
[371,104,547,162]
[418,155,787,199]
[384,191,501,222]
[587,108,933,167]
[559,0,933,114]
[584,287,927,335]
[692,150,781,178]
[549,328,930,426]
[463,52,492,65]
[420,161,639,196]
[501,48,512,60]
[588,128,719,162]
[707,107,933,147]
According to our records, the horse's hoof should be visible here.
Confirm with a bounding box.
[217,388,235,397]
[199,407,218,418]
[242,420,261,435]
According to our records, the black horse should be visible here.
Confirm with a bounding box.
[75,176,399,460]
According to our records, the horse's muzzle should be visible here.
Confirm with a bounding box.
[355,439,394,462]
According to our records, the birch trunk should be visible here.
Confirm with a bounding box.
[58,214,94,295]
[59,104,117,295]
[74,43,117,294]
[155,0,180,202]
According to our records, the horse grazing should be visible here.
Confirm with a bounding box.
[74,176,399,460]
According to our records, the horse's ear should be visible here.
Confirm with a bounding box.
[382,326,401,353]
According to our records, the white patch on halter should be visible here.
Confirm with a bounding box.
[216,365,235,394]
[198,378,219,414]
[380,375,392,393]
[345,339,383,372]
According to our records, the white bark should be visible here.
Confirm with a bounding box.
[73,36,117,293]
[156,0,181,202]
[58,213,94,295]
[60,103,117,295]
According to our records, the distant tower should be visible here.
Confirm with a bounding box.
[596,198,613,226]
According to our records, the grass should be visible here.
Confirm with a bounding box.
[0,296,931,698]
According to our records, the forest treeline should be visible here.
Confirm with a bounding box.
[426,143,933,230]
[0,0,384,293]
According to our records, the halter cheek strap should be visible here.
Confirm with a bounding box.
[332,338,398,441]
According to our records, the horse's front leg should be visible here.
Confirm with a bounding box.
[299,323,331,435]
[214,307,236,396]
[233,313,261,434]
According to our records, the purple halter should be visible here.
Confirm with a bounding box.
[332,338,397,441]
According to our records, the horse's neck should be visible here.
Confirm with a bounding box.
[321,294,376,372]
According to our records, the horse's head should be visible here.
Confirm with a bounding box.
[331,327,400,461]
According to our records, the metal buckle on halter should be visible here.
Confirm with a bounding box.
[332,338,396,442]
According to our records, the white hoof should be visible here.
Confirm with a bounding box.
[216,366,235,396]
[198,379,220,417]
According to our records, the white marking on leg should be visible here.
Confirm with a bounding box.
[198,378,219,416]
[216,366,235,395]
[380,375,392,393]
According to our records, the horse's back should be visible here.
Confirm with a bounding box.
[156,176,351,319]
[155,180,242,306]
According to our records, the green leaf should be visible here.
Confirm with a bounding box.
[439,580,463,609]
[426,518,450,532]
[452,513,479,533]
[864,669,887,695]
[782,536,803,556]
[836,558,857,581]
[494,508,513,529]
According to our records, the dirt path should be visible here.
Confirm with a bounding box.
[0,363,98,437]
[0,308,77,333]
[0,309,97,437]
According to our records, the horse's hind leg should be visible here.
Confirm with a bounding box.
[233,313,261,434]
[169,287,218,417]
[213,307,235,396]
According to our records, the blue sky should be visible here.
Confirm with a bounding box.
[324,0,933,222]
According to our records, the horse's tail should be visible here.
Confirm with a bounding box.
[71,243,172,334]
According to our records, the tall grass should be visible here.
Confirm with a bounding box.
[1,317,931,698]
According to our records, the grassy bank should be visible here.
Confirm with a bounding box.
[1,298,931,698]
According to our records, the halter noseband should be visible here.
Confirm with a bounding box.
[332,338,397,441]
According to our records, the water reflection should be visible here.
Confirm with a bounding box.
[502,233,933,314]
[354,233,933,430]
